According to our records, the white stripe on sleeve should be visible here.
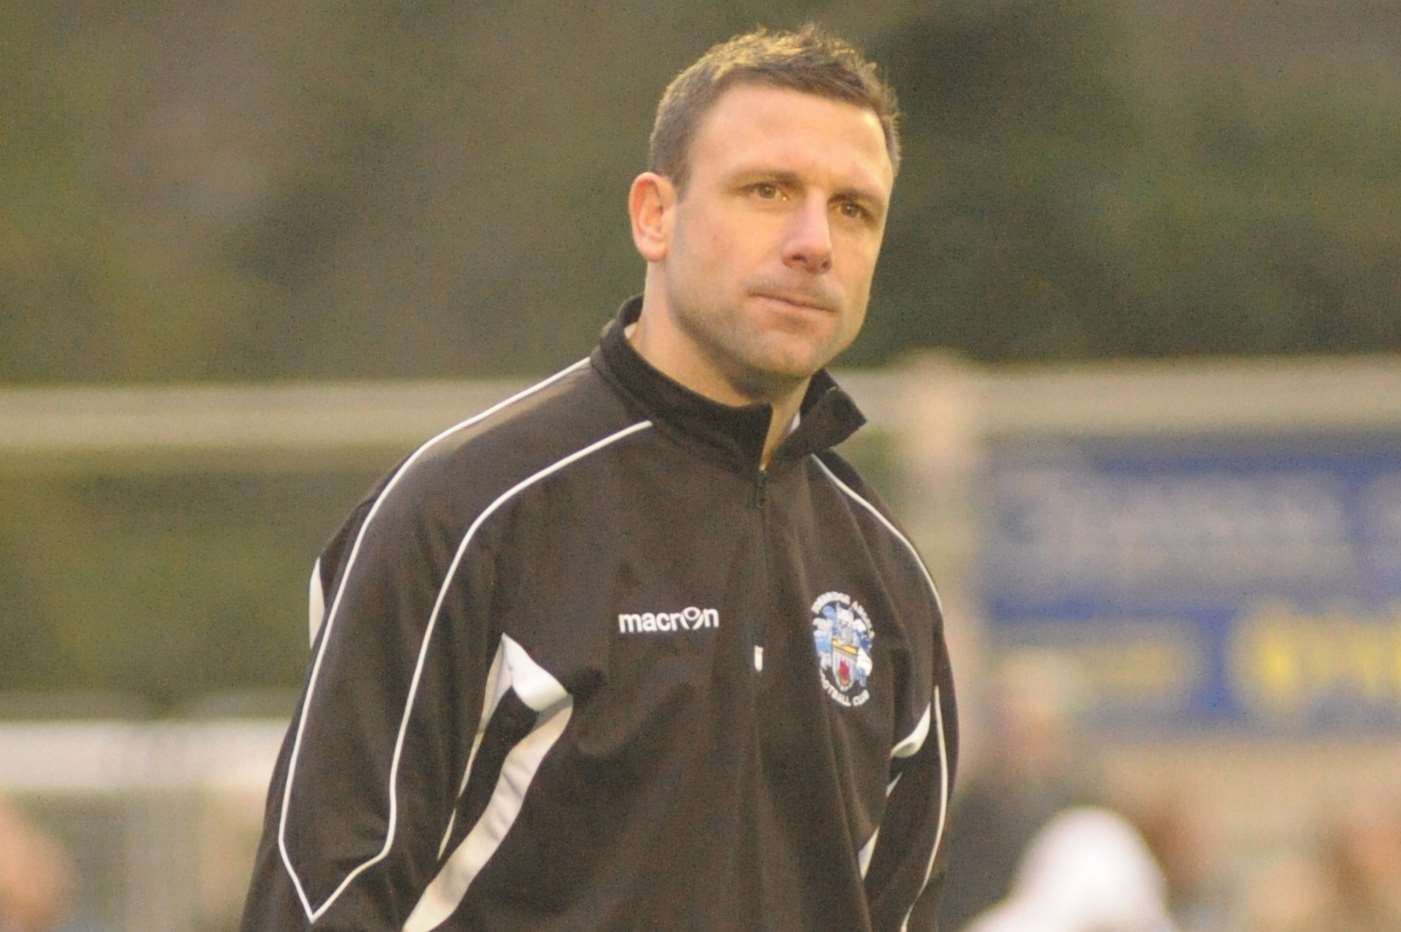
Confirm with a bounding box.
[891,702,932,760]
[308,558,326,645]
[404,634,571,932]
[900,686,950,932]
[275,357,640,923]
[435,644,506,861]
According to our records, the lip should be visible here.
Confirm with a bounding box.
[752,292,832,313]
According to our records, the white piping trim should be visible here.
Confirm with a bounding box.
[307,558,326,645]
[810,456,945,617]
[810,457,950,927]
[900,685,950,932]
[404,635,571,932]
[272,356,615,921]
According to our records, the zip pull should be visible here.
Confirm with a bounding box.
[752,469,769,508]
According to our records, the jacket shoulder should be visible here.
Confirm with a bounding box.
[810,450,942,609]
[811,450,898,525]
[326,360,643,561]
[411,358,638,482]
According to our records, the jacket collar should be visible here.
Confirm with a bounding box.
[591,296,866,474]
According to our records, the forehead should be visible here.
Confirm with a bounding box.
[688,83,894,195]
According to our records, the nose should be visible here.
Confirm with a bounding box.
[782,198,833,274]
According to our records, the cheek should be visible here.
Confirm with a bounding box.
[837,256,877,303]
[704,229,731,264]
[842,302,869,343]
[836,227,879,265]
[674,215,731,276]
[708,210,777,266]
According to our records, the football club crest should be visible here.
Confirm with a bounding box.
[810,591,874,707]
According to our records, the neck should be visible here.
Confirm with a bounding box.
[752,389,803,468]
[627,297,808,469]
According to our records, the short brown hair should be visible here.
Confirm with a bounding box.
[648,24,901,192]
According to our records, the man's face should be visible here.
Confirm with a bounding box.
[653,83,895,399]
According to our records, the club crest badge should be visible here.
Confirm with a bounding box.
[810,591,874,707]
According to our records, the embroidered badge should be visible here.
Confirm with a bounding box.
[811,591,874,707]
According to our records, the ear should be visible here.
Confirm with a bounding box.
[628,171,675,263]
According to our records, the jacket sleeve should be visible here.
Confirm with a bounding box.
[865,642,960,931]
[241,473,500,930]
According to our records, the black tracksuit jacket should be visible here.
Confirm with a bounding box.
[241,297,958,930]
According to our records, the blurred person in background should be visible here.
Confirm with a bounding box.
[1229,799,1401,932]
[0,797,73,932]
[937,652,1099,930]
[1231,850,1333,932]
[1133,794,1234,932]
[959,805,1178,932]
[1313,797,1401,931]
[241,24,957,931]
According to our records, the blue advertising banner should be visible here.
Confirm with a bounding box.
[980,434,1401,733]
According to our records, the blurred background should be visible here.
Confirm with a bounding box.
[3,1,1400,929]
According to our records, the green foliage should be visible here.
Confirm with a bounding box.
[860,0,1401,362]
[2,1,1397,384]
[0,471,378,710]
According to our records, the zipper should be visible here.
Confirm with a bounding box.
[749,467,772,676]
[752,468,769,509]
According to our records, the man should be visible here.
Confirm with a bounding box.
[242,24,957,931]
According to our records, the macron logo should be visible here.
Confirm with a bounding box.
[618,606,719,635]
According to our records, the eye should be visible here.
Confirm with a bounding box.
[750,182,782,200]
[837,199,871,221]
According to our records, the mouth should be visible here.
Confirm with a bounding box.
[752,291,833,314]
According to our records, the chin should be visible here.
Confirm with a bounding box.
[751,347,834,384]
